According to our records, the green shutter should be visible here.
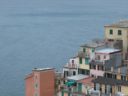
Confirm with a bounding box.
[92,48,94,52]
[85,58,89,64]
[83,48,86,52]
[78,83,82,92]
[118,30,122,35]
[61,91,64,96]
[110,29,113,35]
[79,57,82,64]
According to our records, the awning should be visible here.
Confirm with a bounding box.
[65,81,76,87]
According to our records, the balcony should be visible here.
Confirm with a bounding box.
[62,85,86,96]
[64,63,78,69]
[90,60,105,65]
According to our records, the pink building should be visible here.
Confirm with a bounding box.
[25,68,55,96]
[90,48,121,78]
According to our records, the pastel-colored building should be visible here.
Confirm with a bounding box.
[78,39,107,75]
[93,77,128,96]
[104,20,128,59]
[105,66,128,81]
[62,74,94,96]
[63,57,79,78]
[90,48,122,78]
[93,66,128,96]
[25,68,55,96]
[77,77,94,95]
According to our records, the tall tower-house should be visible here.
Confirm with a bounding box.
[104,20,128,60]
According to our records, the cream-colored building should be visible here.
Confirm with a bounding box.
[104,20,128,60]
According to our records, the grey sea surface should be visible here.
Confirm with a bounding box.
[0,0,128,96]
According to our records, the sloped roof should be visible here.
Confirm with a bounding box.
[67,74,89,81]
[105,20,128,28]
[93,77,128,86]
[78,77,94,87]
[96,48,121,54]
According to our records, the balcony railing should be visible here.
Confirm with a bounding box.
[62,86,86,96]
[90,60,105,65]
[64,63,78,69]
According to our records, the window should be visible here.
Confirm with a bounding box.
[121,75,126,80]
[92,48,95,52]
[81,69,85,74]
[78,83,82,92]
[106,73,112,78]
[97,65,100,70]
[101,66,104,71]
[73,71,76,75]
[118,30,122,35]
[91,74,94,77]
[93,65,96,69]
[104,55,106,59]
[72,60,74,64]
[110,29,113,35]
[96,55,100,60]
[35,83,38,88]
[90,65,92,69]
[98,66,104,71]
[113,74,117,79]
[64,71,69,77]
[110,86,112,93]
[79,57,82,64]
[94,83,96,90]
[78,69,86,75]
[105,85,107,94]
[118,86,121,92]
[83,48,86,52]
[86,70,90,75]
[100,85,102,92]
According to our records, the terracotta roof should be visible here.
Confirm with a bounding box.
[32,67,54,71]
[78,77,94,87]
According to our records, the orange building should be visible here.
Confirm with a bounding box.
[25,68,55,96]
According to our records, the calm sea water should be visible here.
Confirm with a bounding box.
[0,0,128,96]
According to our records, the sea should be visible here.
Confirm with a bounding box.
[0,0,128,96]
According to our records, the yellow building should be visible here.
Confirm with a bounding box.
[104,20,128,60]
[77,51,90,75]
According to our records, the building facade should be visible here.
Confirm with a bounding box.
[78,39,107,75]
[63,57,79,78]
[105,20,128,60]
[90,48,122,78]
[25,68,55,96]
